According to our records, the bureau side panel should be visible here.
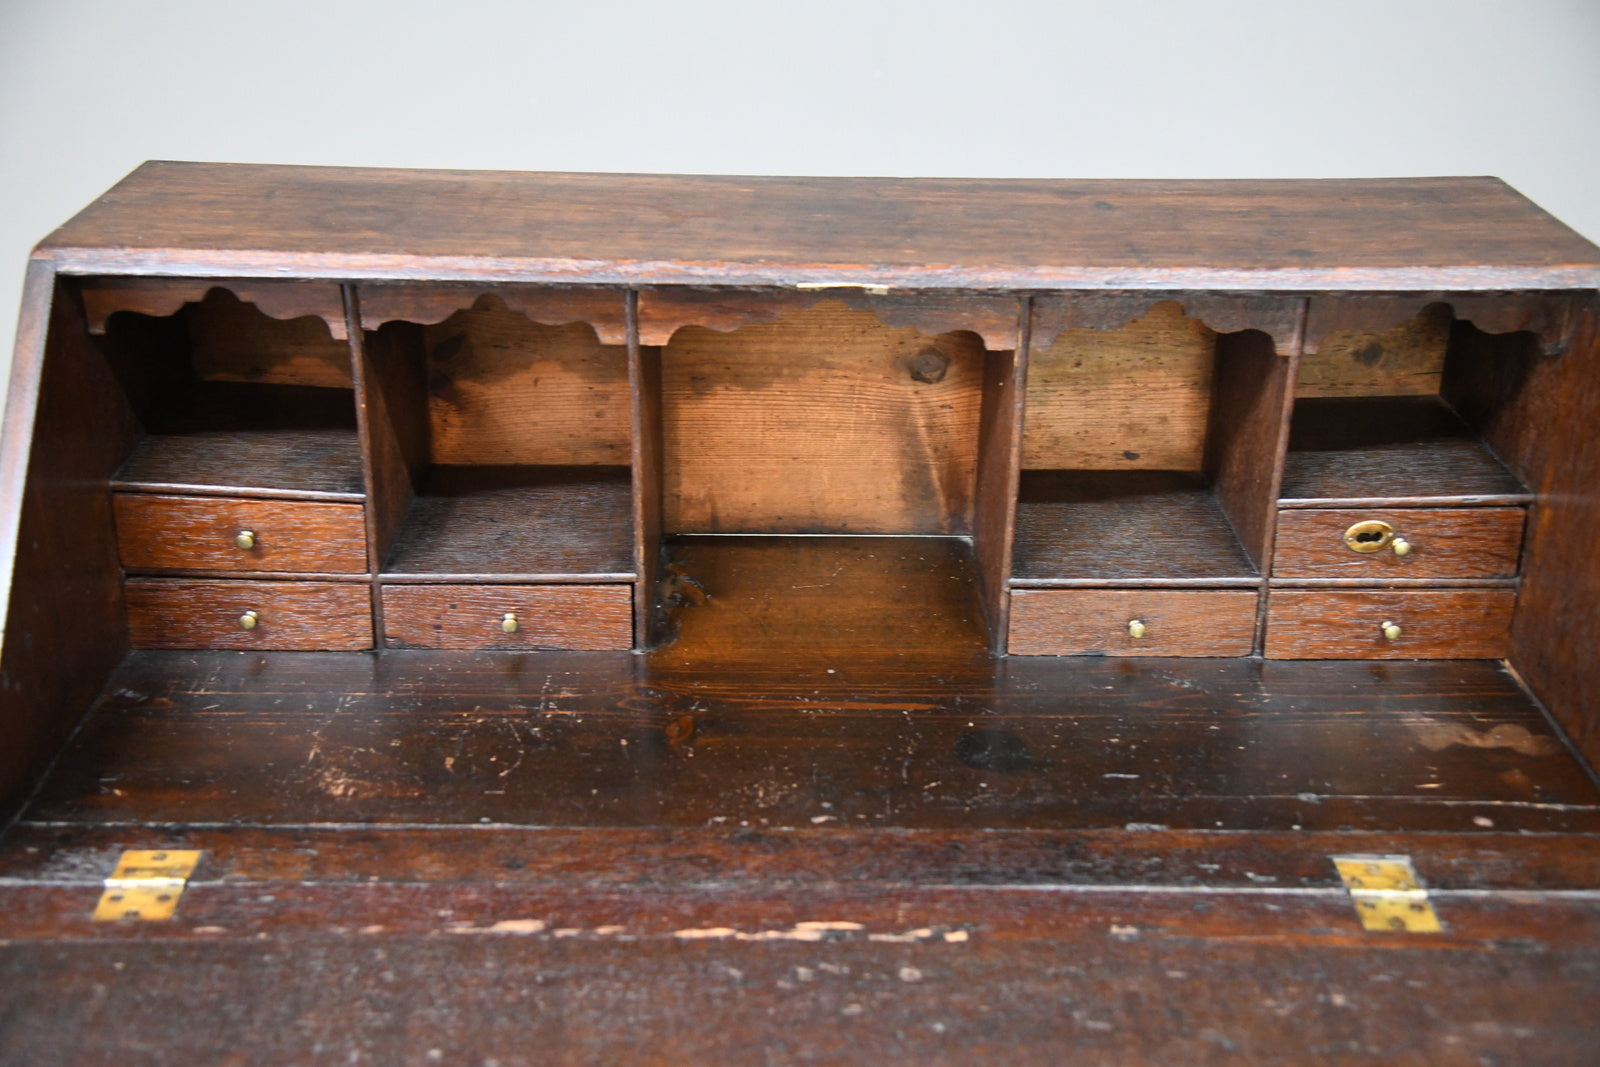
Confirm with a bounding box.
[0,272,141,817]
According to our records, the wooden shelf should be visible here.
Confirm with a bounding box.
[1011,471,1258,585]
[1280,396,1529,506]
[113,429,365,500]
[381,465,634,580]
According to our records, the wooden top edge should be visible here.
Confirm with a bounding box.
[33,162,1600,290]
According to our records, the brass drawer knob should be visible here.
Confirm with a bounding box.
[237,610,260,631]
[1391,537,1412,557]
[1127,619,1147,639]
[1381,620,1402,641]
[501,612,519,634]
[233,530,256,550]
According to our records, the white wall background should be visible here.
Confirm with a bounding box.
[3,0,1598,402]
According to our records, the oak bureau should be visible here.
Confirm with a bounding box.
[2,163,1599,822]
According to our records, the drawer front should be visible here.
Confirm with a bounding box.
[1265,589,1515,659]
[382,584,634,651]
[1008,589,1258,657]
[116,493,368,574]
[1273,507,1524,579]
[125,579,373,650]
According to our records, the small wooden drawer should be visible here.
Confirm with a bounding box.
[1273,507,1524,579]
[115,493,368,574]
[1265,589,1515,659]
[125,579,373,650]
[381,584,634,651]
[1008,589,1258,657]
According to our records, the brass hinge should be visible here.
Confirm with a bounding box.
[92,849,202,922]
[1331,854,1442,933]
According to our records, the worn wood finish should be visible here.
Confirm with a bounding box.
[419,296,631,467]
[124,579,371,650]
[77,275,348,339]
[656,536,989,668]
[1280,396,1529,504]
[1029,292,1303,354]
[661,302,985,535]
[44,165,1600,291]
[1023,300,1216,471]
[381,583,633,651]
[1273,507,1526,579]
[1296,300,1450,397]
[1206,322,1300,575]
[971,299,1028,648]
[637,287,1019,350]
[381,466,634,579]
[1302,291,1580,357]
[1265,588,1516,660]
[628,291,665,648]
[0,272,139,817]
[114,494,368,574]
[1009,589,1257,657]
[111,428,364,499]
[183,286,352,389]
[1011,471,1256,583]
[358,283,628,345]
[357,320,430,569]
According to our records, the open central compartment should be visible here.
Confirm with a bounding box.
[652,298,1006,657]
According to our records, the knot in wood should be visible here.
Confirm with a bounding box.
[908,347,950,384]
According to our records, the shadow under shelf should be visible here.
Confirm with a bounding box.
[381,465,635,581]
[1010,470,1258,586]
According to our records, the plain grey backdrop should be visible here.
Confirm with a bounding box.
[4,0,1599,404]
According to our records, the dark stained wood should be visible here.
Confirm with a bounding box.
[1023,300,1216,471]
[124,579,372,650]
[1494,296,1600,767]
[42,165,1600,291]
[1298,300,1450,397]
[77,275,348,339]
[1011,471,1256,583]
[971,298,1027,649]
[655,536,989,668]
[1273,507,1525,579]
[358,283,629,344]
[628,291,665,648]
[1265,588,1516,660]
[0,271,140,819]
[114,494,368,574]
[183,286,352,388]
[357,320,429,571]
[381,584,633,651]
[1009,589,1257,656]
[1030,292,1303,354]
[381,466,634,579]
[1206,321,1301,574]
[111,428,364,499]
[1302,291,1580,358]
[637,287,1021,349]
[660,302,984,535]
[417,296,630,467]
[21,652,1598,833]
[1280,396,1530,505]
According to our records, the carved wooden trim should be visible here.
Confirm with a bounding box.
[1303,293,1578,355]
[357,284,628,345]
[637,288,1022,349]
[79,277,348,339]
[1030,293,1303,354]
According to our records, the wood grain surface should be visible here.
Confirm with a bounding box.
[78,275,349,339]
[1205,325,1298,576]
[661,302,984,534]
[184,286,353,389]
[115,494,368,574]
[358,283,628,345]
[1273,507,1525,579]
[1264,588,1515,659]
[112,429,365,499]
[1296,301,1450,397]
[1008,589,1258,656]
[1011,471,1256,582]
[381,583,634,650]
[39,165,1600,290]
[971,318,1028,649]
[418,296,631,466]
[124,579,373,650]
[1022,301,1215,470]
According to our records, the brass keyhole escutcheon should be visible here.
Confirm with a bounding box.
[1343,520,1394,554]
[501,613,519,634]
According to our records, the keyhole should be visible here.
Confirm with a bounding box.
[1355,531,1384,544]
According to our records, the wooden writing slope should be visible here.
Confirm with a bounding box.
[2,164,1599,1060]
